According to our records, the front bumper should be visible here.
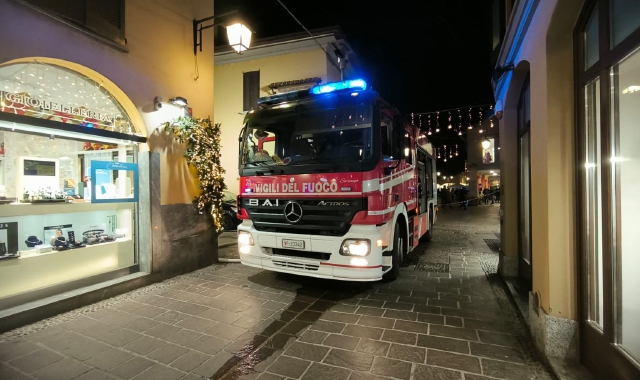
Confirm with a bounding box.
[237,221,392,281]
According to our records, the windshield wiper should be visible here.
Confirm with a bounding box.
[255,167,284,175]
[246,160,274,166]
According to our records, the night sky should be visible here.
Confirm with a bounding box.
[215,0,495,175]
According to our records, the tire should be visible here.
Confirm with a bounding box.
[384,222,404,281]
[221,214,234,230]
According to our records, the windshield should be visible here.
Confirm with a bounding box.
[241,95,373,168]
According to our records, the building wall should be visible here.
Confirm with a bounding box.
[214,49,330,194]
[0,0,219,330]
[495,0,585,361]
[0,0,216,205]
[497,0,582,320]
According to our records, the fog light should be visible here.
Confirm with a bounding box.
[238,231,254,246]
[340,239,370,256]
[350,258,368,266]
[239,245,251,254]
[376,239,384,247]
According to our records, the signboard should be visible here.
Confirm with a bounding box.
[90,160,138,203]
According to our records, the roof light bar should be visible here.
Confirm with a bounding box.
[310,79,367,95]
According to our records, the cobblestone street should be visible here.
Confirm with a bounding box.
[0,205,555,380]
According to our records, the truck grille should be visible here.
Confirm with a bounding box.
[243,198,365,236]
[272,249,330,261]
[272,260,320,271]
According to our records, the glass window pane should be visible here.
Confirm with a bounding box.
[585,78,604,329]
[611,48,640,362]
[585,8,600,69]
[611,0,640,47]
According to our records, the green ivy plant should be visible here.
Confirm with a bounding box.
[162,117,227,233]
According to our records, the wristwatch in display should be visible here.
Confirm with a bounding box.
[25,236,44,247]
[53,237,70,251]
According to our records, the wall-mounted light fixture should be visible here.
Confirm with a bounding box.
[193,12,253,55]
[169,97,188,107]
[153,96,162,110]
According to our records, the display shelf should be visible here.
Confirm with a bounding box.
[0,239,135,298]
[0,201,134,217]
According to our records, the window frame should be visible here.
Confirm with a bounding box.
[575,0,640,378]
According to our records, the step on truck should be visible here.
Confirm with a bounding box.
[236,79,437,281]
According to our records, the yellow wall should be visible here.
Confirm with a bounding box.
[499,0,583,320]
[0,0,216,205]
[214,49,332,194]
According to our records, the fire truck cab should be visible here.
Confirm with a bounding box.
[236,79,437,281]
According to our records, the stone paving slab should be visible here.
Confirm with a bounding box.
[0,205,555,380]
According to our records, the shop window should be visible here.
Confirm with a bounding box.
[611,48,640,362]
[0,61,141,307]
[0,130,138,301]
[243,71,260,111]
[482,137,496,164]
[23,0,125,46]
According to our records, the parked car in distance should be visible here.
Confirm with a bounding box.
[221,191,241,230]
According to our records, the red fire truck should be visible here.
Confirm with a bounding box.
[236,79,437,281]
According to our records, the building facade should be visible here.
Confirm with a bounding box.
[493,0,640,378]
[0,0,218,332]
[214,27,355,194]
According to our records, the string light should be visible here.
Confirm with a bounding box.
[435,111,440,133]
[468,108,473,129]
[455,144,459,156]
[447,112,452,129]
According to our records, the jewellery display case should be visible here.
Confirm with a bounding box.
[0,202,135,299]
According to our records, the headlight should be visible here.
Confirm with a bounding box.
[238,231,254,246]
[340,239,370,256]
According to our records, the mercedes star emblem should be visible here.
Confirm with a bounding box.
[283,201,303,224]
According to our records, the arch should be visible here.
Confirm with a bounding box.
[0,57,149,151]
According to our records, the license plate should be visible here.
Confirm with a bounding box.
[282,239,305,249]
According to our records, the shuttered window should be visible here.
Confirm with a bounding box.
[23,0,125,46]
[243,71,260,111]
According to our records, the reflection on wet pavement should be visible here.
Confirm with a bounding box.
[210,275,371,380]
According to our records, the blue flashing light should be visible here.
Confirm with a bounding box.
[310,79,367,95]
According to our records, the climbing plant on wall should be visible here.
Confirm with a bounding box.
[162,117,227,232]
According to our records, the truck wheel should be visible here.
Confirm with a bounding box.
[384,222,404,281]
[221,214,233,230]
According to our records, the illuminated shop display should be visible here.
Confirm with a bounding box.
[0,61,144,303]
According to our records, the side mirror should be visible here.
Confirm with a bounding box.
[404,132,413,165]
[392,115,403,159]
